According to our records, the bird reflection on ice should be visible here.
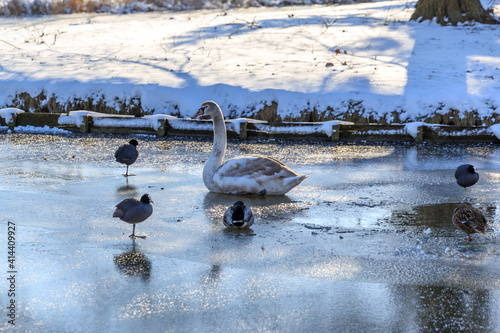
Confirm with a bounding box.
[113,241,152,281]
[116,178,138,197]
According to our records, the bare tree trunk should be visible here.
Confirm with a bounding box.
[411,0,499,25]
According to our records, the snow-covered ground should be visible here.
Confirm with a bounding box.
[0,0,499,122]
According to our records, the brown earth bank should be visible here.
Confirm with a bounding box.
[6,91,499,127]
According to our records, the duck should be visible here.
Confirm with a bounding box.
[455,164,479,197]
[115,139,139,177]
[192,101,308,195]
[451,202,487,241]
[223,201,254,229]
[113,194,153,239]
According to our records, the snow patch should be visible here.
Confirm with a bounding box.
[227,118,248,135]
[93,117,152,128]
[60,111,181,131]
[143,114,177,131]
[0,108,24,124]
[404,122,444,138]
[404,122,423,139]
[58,111,107,127]
[356,129,406,136]
[319,121,340,137]
[489,124,500,140]
[253,121,339,136]
[13,125,72,135]
[168,119,214,131]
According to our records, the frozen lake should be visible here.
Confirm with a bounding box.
[1,133,499,332]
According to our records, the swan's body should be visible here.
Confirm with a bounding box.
[193,101,307,195]
[223,201,254,229]
[113,194,153,239]
[452,202,487,241]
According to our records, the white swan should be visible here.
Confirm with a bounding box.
[193,101,308,195]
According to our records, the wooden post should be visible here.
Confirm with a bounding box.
[239,121,247,139]
[338,124,346,140]
[157,118,167,137]
[80,115,91,133]
[331,124,340,141]
[414,125,424,142]
[7,113,17,130]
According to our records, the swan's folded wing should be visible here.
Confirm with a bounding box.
[217,155,299,178]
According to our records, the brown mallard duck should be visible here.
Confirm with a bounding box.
[223,201,254,229]
[451,202,487,241]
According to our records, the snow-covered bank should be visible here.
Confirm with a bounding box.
[2,108,499,142]
[0,1,499,124]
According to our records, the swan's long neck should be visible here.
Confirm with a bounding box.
[203,108,226,190]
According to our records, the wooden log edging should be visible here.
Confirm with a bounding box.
[0,110,499,143]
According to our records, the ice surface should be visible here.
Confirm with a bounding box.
[1,135,499,332]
